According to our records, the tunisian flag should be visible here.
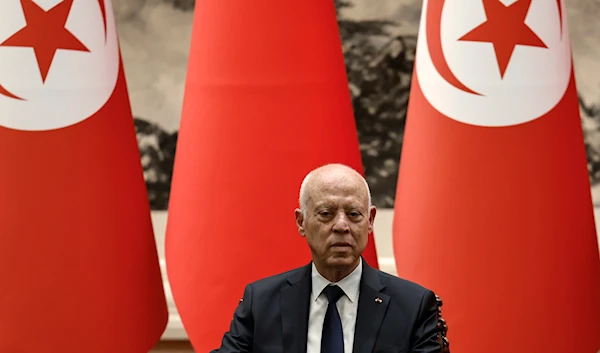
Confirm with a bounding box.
[165,0,377,350]
[393,0,600,352]
[0,1,167,352]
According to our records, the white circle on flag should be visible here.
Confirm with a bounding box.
[415,0,572,127]
[0,0,119,131]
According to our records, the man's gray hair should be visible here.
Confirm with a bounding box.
[298,164,372,214]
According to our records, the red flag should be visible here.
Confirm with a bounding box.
[165,0,377,350]
[393,1,600,352]
[0,1,167,352]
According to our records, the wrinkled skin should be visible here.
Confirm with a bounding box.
[295,165,376,282]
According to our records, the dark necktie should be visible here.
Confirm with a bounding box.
[321,285,345,353]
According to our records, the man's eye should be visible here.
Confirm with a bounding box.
[319,211,330,216]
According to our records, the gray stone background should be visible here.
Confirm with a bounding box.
[112,0,600,209]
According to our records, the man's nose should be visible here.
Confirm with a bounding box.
[332,213,350,233]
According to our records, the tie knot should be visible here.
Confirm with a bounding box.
[323,285,345,303]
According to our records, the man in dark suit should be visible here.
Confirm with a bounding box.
[212,164,448,353]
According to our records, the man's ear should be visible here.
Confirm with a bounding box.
[294,208,305,236]
[368,206,377,233]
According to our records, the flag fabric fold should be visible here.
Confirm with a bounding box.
[0,1,167,352]
[393,0,600,352]
[165,0,377,350]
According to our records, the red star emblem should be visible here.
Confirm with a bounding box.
[458,0,547,78]
[0,0,90,83]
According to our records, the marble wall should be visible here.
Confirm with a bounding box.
[114,0,600,210]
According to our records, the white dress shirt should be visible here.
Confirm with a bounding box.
[306,258,362,353]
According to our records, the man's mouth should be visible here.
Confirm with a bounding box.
[331,242,351,248]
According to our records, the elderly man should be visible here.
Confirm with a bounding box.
[212,164,446,353]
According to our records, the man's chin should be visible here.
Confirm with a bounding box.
[326,255,358,268]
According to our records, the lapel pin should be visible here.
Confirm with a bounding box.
[239,298,244,303]
[375,298,382,303]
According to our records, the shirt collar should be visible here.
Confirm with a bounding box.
[311,257,362,303]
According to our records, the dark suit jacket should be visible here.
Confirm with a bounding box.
[211,259,443,353]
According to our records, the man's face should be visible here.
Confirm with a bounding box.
[295,173,376,270]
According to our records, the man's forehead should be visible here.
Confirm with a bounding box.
[312,179,363,193]
[310,196,366,207]
[306,178,368,205]
[300,164,370,209]
[312,168,358,182]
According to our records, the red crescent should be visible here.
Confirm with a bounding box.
[426,0,481,95]
[556,0,563,36]
[98,0,107,42]
[0,83,24,100]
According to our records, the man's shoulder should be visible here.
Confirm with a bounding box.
[378,269,430,291]
[370,267,433,301]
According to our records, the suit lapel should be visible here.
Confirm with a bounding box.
[353,262,390,353]
[280,264,312,353]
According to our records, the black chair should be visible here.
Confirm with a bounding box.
[435,295,450,353]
